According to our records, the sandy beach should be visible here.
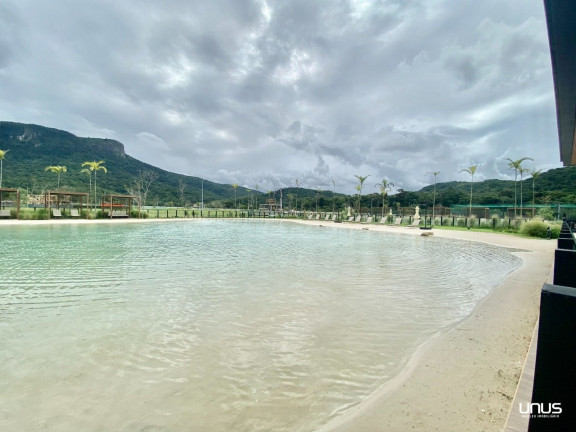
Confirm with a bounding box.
[290,219,555,432]
[0,217,556,432]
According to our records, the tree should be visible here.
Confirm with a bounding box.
[354,175,370,214]
[0,149,8,188]
[506,157,533,218]
[44,165,67,188]
[459,165,478,220]
[528,168,543,216]
[178,179,187,207]
[375,178,394,218]
[82,161,108,209]
[81,168,92,210]
[519,167,531,217]
[231,183,238,209]
[127,170,158,207]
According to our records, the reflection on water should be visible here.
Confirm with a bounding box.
[0,220,521,431]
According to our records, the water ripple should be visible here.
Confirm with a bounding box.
[0,221,521,432]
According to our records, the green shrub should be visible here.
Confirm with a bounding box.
[550,225,561,239]
[538,207,555,221]
[32,209,48,220]
[131,210,147,218]
[19,210,32,220]
[520,220,557,238]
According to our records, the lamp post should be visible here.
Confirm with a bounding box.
[426,171,440,227]
[201,179,204,210]
[332,179,336,218]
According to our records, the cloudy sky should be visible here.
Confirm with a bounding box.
[0,0,562,194]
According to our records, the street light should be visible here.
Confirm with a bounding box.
[201,179,204,210]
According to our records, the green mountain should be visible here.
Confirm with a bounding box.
[0,121,255,206]
[1,121,575,210]
[416,166,576,207]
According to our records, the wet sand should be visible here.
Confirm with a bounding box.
[0,217,556,432]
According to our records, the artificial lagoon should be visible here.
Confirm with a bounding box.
[0,220,521,432]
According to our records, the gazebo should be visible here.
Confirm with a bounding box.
[101,194,141,218]
[44,190,90,219]
[0,188,21,219]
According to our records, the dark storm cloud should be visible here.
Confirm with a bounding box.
[0,0,561,194]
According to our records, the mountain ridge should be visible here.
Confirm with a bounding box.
[1,121,576,208]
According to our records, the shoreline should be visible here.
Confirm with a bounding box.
[291,220,555,432]
[1,218,556,431]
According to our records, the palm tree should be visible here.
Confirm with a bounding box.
[354,175,370,215]
[0,149,8,188]
[459,165,478,221]
[375,179,394,219]
[506,157,533,218]
[45,165,67,188]
[527,168,542,217]
[519,167,531,218]
[82,161,108,209]
[231,183,238,209]
[426,171,440,225]
[81,168,92,210]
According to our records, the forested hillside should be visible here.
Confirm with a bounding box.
[0,121,252,206]
[1,121,574,209]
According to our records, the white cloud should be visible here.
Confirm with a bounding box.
[0,0,561,194]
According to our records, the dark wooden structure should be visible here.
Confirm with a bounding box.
[44,191,90,219]
[101,194,140,218]
[0,187,20,219]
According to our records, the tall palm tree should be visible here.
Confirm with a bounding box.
[459,165,478,220]
[375,178,394,218]
[354,175,370,215]
[231,183,238,209]
[0,149,8,188]
[506,157,533,218]
[519,167,531,217]
[315,187,321,213]
[81,168,92,210]
[45,165,67,188]
[527,167,542,217]
[82,161,107,209]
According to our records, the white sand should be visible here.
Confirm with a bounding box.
[1,217,556,432]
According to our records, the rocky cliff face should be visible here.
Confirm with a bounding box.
[0,121,126,158]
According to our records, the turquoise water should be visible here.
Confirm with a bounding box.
[0,220,521,432]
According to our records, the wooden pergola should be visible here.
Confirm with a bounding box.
[44,190,90,219]
[0,188,21,219]
[101,194,141,218]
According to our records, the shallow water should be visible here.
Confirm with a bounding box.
[0,220,521,431]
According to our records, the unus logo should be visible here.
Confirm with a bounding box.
[519,402,562,417]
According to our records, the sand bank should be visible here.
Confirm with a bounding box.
[1,217,555,431]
